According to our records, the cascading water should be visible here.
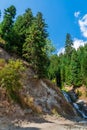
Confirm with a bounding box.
[62,90,72,103]
[73,103,87,119]
[62,90,87,119]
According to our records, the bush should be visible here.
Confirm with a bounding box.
[0,59,25,101]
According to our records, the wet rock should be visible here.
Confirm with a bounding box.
[68,90,77,102]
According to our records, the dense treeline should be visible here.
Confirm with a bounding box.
[0,5,54,78]
[0,5,87,89]
[48,33,87,88]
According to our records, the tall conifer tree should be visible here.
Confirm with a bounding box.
[23,12,49,78]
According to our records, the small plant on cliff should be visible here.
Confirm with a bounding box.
[0,59,25,101]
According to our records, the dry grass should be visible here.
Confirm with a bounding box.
[18,92,43,114]
[75,85,87,100]
[43,79,62,97]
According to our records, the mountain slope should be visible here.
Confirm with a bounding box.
[0,47,77,119]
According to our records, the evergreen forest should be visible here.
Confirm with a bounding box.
[0,5,87,90]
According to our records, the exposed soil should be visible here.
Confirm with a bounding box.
[0,115,87,130]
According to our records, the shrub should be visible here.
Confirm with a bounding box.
[0,59,25,101]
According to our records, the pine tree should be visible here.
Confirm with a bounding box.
[70,50,82,87]
[48,54,59,82]
[65,33,73,56]
[64,33,74,85]
[13,8,33,55]
[0,5,16,46]
[80,44,87,85]
[23,12,49,78]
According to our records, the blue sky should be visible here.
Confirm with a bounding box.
[0,0,87,53]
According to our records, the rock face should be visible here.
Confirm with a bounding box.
[0,47,11,60]
[0,78,77,119]
[18,78,77,118]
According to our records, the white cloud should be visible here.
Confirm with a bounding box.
[57,47,65,56]
[78,14,87,38]
[57,39,87,55]
[73,38,87,50]
[74,11,80,18]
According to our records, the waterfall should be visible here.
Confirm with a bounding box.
[62,90,72,103]
[62,90,87,119]
[73,103,87,119]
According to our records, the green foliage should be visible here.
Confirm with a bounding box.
[65,33,73,57]
[0,5,16,46]
[78,45,87,86]
[57,37,83,88]
[48,34,87,88]
[62,34,74,86]
[0,59,25,101]
[48,55,59,78]
[13,8,33,55]
[45,39,56,57]
[48,55,59,84]
[70,50,82,87]
[23,12,49,78]
[2,5,87,89]
[0,6,54,78]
